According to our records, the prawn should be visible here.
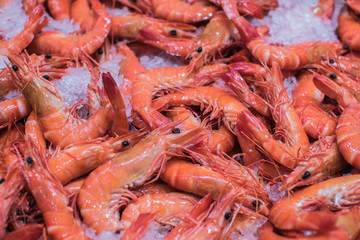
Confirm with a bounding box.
[151,0,218,23]
[28,0,111,57]
[160,159,269,216]
[77,124,207,233]
[71,0,96,31]
[132,64,227,130]
[311,0,335,19]
[18,137,90,240]
[346,0,360,13]
[0,5,47,55]
[338,7,360,51]
[25,111,46,150]
[4,224,44,240]
[8,53,113,148]
[336,103,360,170]
[292,71,336,139]
[48,0,71,20]
[282,136,348,191]
[269,174,360,231]
[48,131,144,185]
[121,192,199,229]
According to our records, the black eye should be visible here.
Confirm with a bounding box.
[329,73,337,80]
[26,157,33,164]
[197,47,203,53]
[16,210,22,215]
[122,141,129,147]
[170,30,177,36]
[187,56,192,61]
[252,200,260,208]
[224,61,230,65]
[0,178,5,184]
[249,87,254,92]
[329,59,335,64]
[97,48,103,54]
[45,53,52,59]
[12,65,18,71]
[343,44,349,50]
[357,14,360,19]
[172,128,180,134]
[224,212,232,220]
[302,171,311,179]
[42,75,49,80]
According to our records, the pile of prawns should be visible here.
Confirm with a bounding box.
[1,0,360,239]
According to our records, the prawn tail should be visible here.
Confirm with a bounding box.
[25,5,48,33]
[121,212,158,240]
[102,72,129,136]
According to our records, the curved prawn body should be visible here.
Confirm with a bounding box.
[8,54,113,148]
[283,136,347,191]
[311,0,335,19]
[19,138,89,240]
[25,111,46,150]
[269,174,360,231]
[336,103,360,170]
[166,107,235,154]
[116,43,146,80]
[132,64,227,130]
[49,131,144,185]
[292,71,336,139]
[160,159,269,215]
[71,0,96,31]
[265,62,310,156]
[29,0,111,57]
[48,0,71,20]
[151,0,218,23]
[0,5,47,55]
[121,192,199,229]
[77,125,206,233]
[187,13,240,71]
[110,14,196,41]
[338,7,360,51]
[0,97,32,129]
[151,86,249,132]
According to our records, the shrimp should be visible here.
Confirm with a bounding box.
[8,53,113,148]
[132,64,227,130]
[151,86,249,132]
[28,0,111,57]
[110,14,196,41]
[328,55,360,78]
[0,97,32,130]
[121,212,158,240]
[311,0,335,19]
[121,192,199,229]
[133,181,177,195]
[346,0,360,13]
[282,136,348,191]
[269,174,360,231]
[336,103,360,170]
[48,131,144,185]
[77,124,207,233]
[48,0,71,20]
[292,71,336,139]
[338,8,360,51]
[71,0,96,31]
[4,224,44,240]
[210,0,264,19]
[0,5,47,55]
[151,0,218,23]
[18,137,90,240]
[265,62,310,156]
[116,43,146,80]
[186,13,240,71]
[166,107,236,154]
[160,159,269,216]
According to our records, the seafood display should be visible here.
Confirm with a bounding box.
[1,0,360,239]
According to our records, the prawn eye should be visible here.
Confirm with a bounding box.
[16,210,22,215]
[0,178,5,184]
[26,157,33,164]
[170,30,177,36]
[224,212,232,220]
[252,200,260,208]
[45,53,52,59]
[172,128,180,134]
[343,44,349,50]
[197,47,203,53]
[329,73,337,79]
[187,56,193,61]
[97,48,103,54]
[12,65,18,71]
[249,87,255,92]
[329,59,335,64]
[302,171,311,179]
[42,75,49,80]
[122,141,129,147]
[357,14,360,19]
[224,61,230,65]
